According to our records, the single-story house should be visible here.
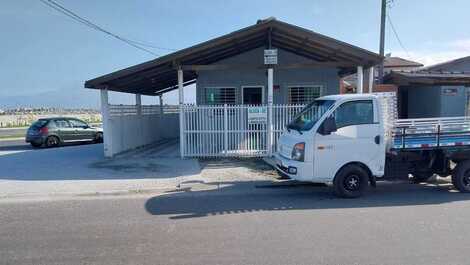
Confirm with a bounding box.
[341,54,423,93]
[384,69,470,118]
[85,17,382,157]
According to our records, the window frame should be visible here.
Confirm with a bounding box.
[68,119,88,128]
[287,85,323,105]
[53,119,72,128]
[332,100,375,129]
[241,85,265,105]
[204,86,237,105]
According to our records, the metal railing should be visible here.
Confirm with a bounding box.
[109,104,178,116]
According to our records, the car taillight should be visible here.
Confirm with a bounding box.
[39,127,49,134]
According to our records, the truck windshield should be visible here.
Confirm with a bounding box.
[287,99,335,132]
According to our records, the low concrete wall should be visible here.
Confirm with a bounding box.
[107,113,179,156]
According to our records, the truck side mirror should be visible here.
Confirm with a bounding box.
[318,116,337,135]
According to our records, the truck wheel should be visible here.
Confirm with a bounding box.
[333,165,369,198]
[452,161,470,193]
[412,172,434,183]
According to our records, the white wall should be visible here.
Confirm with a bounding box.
[106,112,179,156]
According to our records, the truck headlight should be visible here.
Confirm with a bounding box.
[291,142,305,162]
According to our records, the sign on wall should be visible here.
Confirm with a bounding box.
[264,49,278,65]
[442,88,458,96]
[247,106,267,124]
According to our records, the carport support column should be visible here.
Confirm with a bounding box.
[159,94,164,115]
[178,68,185,158]
[357,66,364,94]
[135,94,142,115]
[267,68,274,156]
[100,89,113,157]
[368,67,374,93]
[135,94,143,146]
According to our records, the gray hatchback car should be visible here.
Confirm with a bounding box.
[26,117,103,148]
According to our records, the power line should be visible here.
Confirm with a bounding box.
[39,0,176,56]
[386,11,411,59]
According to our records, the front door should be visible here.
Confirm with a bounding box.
[242,86,264,105]
[313,100,384,181]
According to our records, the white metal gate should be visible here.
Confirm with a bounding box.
[182,104,304,157]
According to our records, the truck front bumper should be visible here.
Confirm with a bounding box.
[274,153,313,182]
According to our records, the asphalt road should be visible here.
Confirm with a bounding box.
[0,139,30,150]
[1,182,470,265]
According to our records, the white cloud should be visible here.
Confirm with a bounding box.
[390,38,470,67]
[451,39,470,50]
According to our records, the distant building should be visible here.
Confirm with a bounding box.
[341,54,423,93]
[384,55,470,118]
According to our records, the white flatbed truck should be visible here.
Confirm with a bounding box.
[275,93,470,198]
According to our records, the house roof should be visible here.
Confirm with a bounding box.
[422,55,470,72]
[85,17,382,96]
[384,70,470,86]
[341,56,423,86]
[383,56,423,68]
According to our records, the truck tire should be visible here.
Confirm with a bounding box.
[452,160,470,193]
[333,164,369,198]
[412,172,434,183]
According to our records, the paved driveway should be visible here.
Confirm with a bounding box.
[0,139,202,198]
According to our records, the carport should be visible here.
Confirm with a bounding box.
[85,18,381,158]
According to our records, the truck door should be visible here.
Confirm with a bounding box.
[313,99,384,181]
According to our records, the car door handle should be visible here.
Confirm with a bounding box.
[374,135,380,145]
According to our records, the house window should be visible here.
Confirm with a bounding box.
[288,86,322,104]
[205,87,236,105]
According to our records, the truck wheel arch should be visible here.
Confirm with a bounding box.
[335,162,374,185]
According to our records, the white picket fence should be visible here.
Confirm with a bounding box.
[182,104,305,157]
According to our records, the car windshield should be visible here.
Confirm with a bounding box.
[287,99,335,132]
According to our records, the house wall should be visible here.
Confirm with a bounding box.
[196,47,340,105]
[407,86,441,118]
[105,112,179,157]
[440,86,466,117]
[406,85,467,118]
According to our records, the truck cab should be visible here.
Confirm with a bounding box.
[275,94,388,198]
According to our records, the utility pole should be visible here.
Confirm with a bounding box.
[378,0,387,83]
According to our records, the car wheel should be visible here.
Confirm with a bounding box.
[411,172,434,183]
[452,160,470,193]
[94,132,103,143]
[45,136,60,148]
[333,164,369,198]
[30,142,42,148]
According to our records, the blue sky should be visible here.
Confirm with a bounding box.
[1,0,470,106]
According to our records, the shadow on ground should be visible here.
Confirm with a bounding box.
[145,179,470,220]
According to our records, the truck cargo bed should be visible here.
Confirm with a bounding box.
[392,116,470,150]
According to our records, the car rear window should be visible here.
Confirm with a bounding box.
[31,119,48,128]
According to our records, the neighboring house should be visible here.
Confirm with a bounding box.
[384,55,470,119]
[423,55,470,72]
[85,17,382,157]
[341,54,423,93]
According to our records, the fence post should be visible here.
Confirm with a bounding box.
[178,68,185,158]
[267,68,274,156]
[224,104,228,156]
